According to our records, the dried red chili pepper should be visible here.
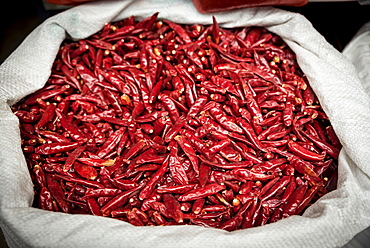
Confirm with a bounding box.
[100,183,145,217]
[35,142,82,155]
[178,183,226,202]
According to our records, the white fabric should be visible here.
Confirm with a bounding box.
[1,1,370,247]
[343,22,370,98]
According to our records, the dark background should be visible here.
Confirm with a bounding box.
[2,0,370,63]
[1,1,370,247]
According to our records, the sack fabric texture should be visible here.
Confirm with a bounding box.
[1,1,370,247]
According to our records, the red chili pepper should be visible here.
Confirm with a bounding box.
[288,140,326,162]
[208,104,242,134]
[302,131,340,159]
[35,103,56,129]
[56,174,104,188]
[38,187,54,211]
[236,117,266,151]
[281,183,308,218]
[100,183,145,217]
[163,193,184,223]
[82,188,122,200]
[35,142,81,155]
[139,156,169,200]
[178,183,226,202]
[163,20,192,44]
[63,145,86,172]
[232,168,276,181]
[168,141,189,185]
[164,116,185,143]
[46,175,72,213]
[174,135,199,175]
[55,109,87,142]
[96,127,126,158]
[158,93,180,123]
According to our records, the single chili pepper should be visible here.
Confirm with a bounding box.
[177,183,225,202]
[85,198,103,216]
[105,25,136,40]
[219,215,242,231]
[38,187,54,211]
[240,196,259,229]
[289,156,319,178]
[121,139,147,161]
[134,12,159,30]
[14,110,41,123]
[35,103,56,130]
[100,183,145,217]
[260,176,291,201]
[139,156,169,200]
[257,123,283,141]
[36,130,68,143]
[133,163,161,173]
[164,116,185,143]
[163,193,184,223]
[32,164,47,188]
[326,126,341,149]
[219,146,243,162]
[135,148,166,165]
[208,104,243,134]
[135,110,168,123]
[96,127,125,158]
[82,188,122,200]
[63,145,86,172]
[208,38,254,63]
[158,93,180,123]
[168,140,189,185]
[208,139,231,155]
[77,157,116,167]
[189,198,205,215]
[281,183,308,218]
[55,109,87,142]
[148,77,164,103]
[236,117,266,151]
[108,178,138,191]
[280,176,297,203]
[190,218,220,228]
[232,168,276,181]
[212,16,220,44]
[252,158,287,173]
[35,142,81,155]
[21,123,37,135]
[174,135,199,175]
[102,88,123,116]
[198,155,253,170]
[301,131,340,159]
[163,20,192,44]
[46,174,72,213]
[288,140,325,161]
[156,184,197,194]
[267,129,291,141]
[56,174,104,188]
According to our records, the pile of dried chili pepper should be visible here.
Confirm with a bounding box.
[13,13,341,231]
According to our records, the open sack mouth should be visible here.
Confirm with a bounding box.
[12,12,340,230]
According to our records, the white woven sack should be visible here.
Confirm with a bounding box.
[1,1,370,247]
